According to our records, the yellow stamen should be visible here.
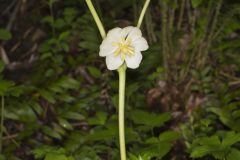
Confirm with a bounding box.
[113,38,135,60]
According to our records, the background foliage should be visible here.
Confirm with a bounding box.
[0,0,240,159]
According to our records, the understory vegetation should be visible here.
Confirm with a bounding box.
[0,0,240,159]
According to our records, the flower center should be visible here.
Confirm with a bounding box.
[112,38,135,60]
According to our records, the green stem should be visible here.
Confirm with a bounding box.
[137,0,151,28]
[85,0,106,39]
[0,96,4,153]
[118,64,127,160]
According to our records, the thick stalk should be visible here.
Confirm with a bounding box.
[118,64,127,160]
[0,96,4,153]
[137,0,151,28]
[85,0,106,39]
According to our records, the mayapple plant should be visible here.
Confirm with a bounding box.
[85,0,151,160]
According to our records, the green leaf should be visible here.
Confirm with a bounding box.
[128,153,139,160]
[125,127,140,142]
[0,28,12,40]
[0,80,14,95]
[32,145,57,159]
[190,146,213,158]
[39,89,56,103]
[57,76,80,90]
[201,67,211,77]
[222,132,240,147]
[14,103,37,122]
[31,102,43,116]
[227,148,240,160]
[209,107,240,132]
[42,126,62,139]
[145,137,159,144]
[58,118,73,130]
[45,154,64,160]
[157,142,172,159]
[159,131,180,142]
[88,111,107,125]
[198,136,221,146]
[126,83,140,97]
[64,7,78,16]
[233,110,240,119]
[59,31,70,41]
[191,0,203,8]
[54,18,65,28]
[6,85,26,97]
[33,146,72,160]
[143,142,172,159]
[78,41,98,51]
[41,16,54,25]
[130,110,171,127]
[5,110,19,120]
[129,153,152,160]
[45,154,74,160]
[87,66,101,78]
[212,149,229,160]
[63,111,85,120]
[87,129,116,141]
[57,94,75,102]
[49,83,63,93]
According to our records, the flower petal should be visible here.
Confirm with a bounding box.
[132,37,149,51]
[125,51,142,69]
[127,27,142,41]
[107,27,122,41]
[106,54,124,70]
[99,27,122,57]
[99,38,117,57]
[121,26,134,38]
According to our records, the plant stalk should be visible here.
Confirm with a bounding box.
[118,64,127,160]
[137,0,151,28]
[85,0,106,39]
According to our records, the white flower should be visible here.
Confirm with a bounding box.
[99,26,149,70]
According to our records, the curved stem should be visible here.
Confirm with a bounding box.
[0,96,4,153]
[137,0,151,28]
[118,64,127,160]
[85,0,106,39]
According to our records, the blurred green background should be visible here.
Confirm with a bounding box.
[0,0,240,159]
